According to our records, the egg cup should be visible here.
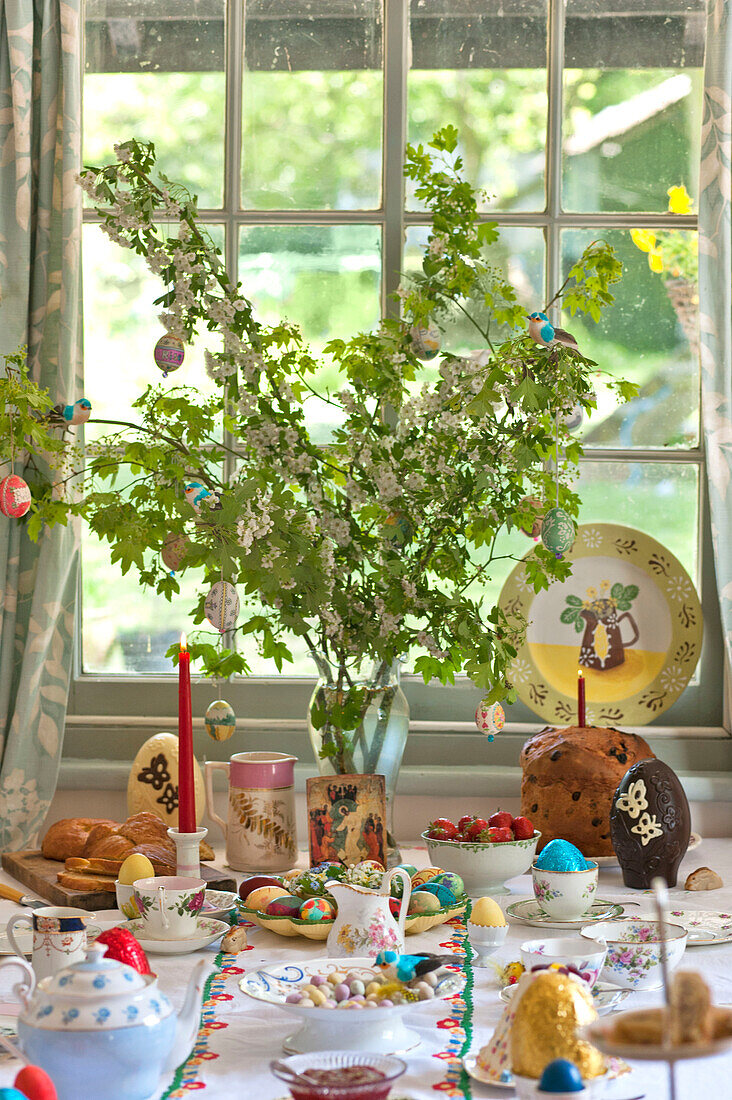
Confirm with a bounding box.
[467,922,508,966]
[115,880,140,921]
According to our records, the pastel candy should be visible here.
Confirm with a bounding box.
[535,839,588,873]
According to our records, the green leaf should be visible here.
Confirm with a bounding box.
[565,594,583,606]
[560,607,580,625]
[623,584,639,601]
[610,582,624,599]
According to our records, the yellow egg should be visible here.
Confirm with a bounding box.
[411,867,443,887]
[118,853,155,886]
[245,885,289,910]
[469,896,507,928]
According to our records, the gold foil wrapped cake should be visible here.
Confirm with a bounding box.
[510,971,605,1079]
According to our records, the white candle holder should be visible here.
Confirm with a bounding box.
[168,826,208,878]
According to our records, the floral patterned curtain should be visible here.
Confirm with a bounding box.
[0,0,81,847]
[700,0,732,666]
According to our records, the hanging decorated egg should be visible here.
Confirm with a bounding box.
[127,731,205,825]
[204,580,240,633]
[0,474,32,518]
[517,496,544,540]
[384,512,413,546]
[561,404,584,432]
[205,698,236,742]
[409,321,441,360]
[154,333,185,377]
[475,700,505,741]
[541,507,575,558]
[161,532,190,572]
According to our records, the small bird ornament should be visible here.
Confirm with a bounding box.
[184,481,222,513]
[375,949,454,984]
[48,398,92,427]
[527,311,579,351]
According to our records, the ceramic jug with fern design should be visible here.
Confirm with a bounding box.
[204,751,297,871]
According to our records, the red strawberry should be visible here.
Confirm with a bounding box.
[488,811,513,830]
[463,817,489,841]
[457,814,476,833]
[427,818,458,840]
[512,815,535,840]
[95,927,153,975]
[481,826,513,843]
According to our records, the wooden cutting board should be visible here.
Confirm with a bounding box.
[2,850,236,911]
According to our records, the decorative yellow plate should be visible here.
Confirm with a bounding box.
[239,900,467,940]
[499,523,702,726]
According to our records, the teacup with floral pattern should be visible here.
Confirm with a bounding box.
[581,919,687,990]
[531,861,598,921]
[133,875,205,940]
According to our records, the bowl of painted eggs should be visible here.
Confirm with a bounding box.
[240,956,464,1054]
[238,862,468,941]
[422,812,541,896]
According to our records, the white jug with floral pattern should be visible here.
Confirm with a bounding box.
[325,868,411,958]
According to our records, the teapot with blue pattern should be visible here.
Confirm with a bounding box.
[0,942,211,1100]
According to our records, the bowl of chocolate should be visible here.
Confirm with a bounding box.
[271,1051,406,1100]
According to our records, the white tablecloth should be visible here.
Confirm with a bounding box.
[2,838,732,1099]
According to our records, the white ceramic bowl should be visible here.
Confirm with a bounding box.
[239,956,464,1054]
[581,919,687,991]
[422,830,541,896]
[531,862,599,921]
[519,936,607,989]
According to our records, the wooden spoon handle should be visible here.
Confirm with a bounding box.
[0,882,26,904]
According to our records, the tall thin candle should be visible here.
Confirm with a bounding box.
[177,633,196,833]
[577,668,586,727]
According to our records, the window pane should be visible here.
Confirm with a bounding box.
[561,228,699,449]
[241,2,383,210]
[563,0,705,212]
[81,223,225,674]
[84,1,226,208]
[405,225,545,350]
[408,1,547,211]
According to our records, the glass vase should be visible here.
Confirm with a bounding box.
[307,655,409,865]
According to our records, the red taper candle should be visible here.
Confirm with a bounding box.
[177,633,196,832]
[577,667,586,727]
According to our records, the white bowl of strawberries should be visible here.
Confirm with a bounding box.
[422,813,540,896]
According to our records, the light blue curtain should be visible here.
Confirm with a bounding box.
[700,0,732,666]
[0,0,81,847]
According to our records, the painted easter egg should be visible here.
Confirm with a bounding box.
[154,333,185,376]
[518,496,544,540]
[411,867,443,888]
[433,871,465,897]
[541,507,575,557]
[561,405,584,432]
[127,731,205,825]
[238,875,285,903]
[265,895,303,918]
[610,758,691,889]
[14,1064,58,1100]
[384,512,413,546]
[300,897,335,922]
[205,698,236,742]
[161,532,190,572]
[204,580,240,633]
[409,321,441,360]
[246,885,289,911]
[408,891,441,915]
[414,882,457,907]
[354,859,385,873]
[397,863,417,878]
[538,1058,586,1093]
[0,474,32,518]
[475,700,505,741]
[535,839,588,873]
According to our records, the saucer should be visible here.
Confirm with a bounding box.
[0,919,118,958]
[463,1050,633,1090]
[118,916,229,955]
[202,889,238,920]
[500,981,630,1016]
[506,899,624,929]
[584,1014,732,1063]
[666,908,732,946]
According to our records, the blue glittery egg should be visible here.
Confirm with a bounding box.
[535,839,589,872]
[538,1058,585,1093]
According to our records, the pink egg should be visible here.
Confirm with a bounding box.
[0,475,31,518]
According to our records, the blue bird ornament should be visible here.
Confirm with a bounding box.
[374,949,454,983]
[528,311,579,351]
[48,397,92,427]
[184,481,222,513]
